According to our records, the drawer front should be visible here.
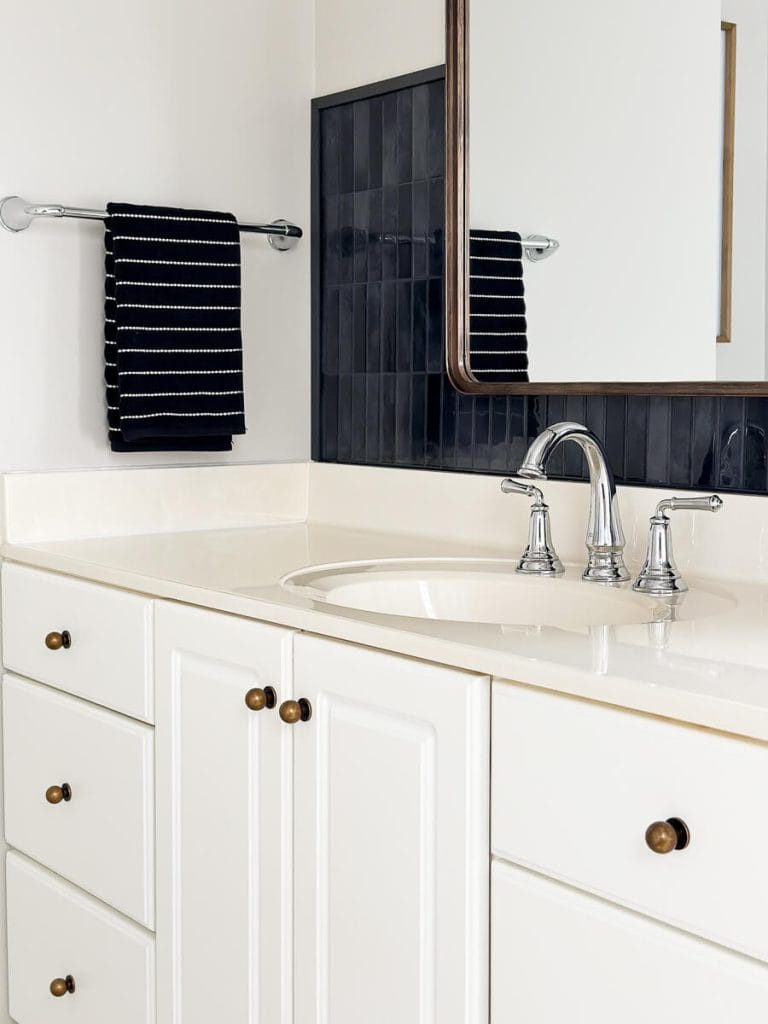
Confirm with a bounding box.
[1,563,153,721]
[492,860,768,1024]
[7,851,155,1024]
[3,675,154,928]
[492,681,768,961]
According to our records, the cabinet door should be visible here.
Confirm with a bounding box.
[492,859,768,1023]
[155,602,293,1024]
[293,635,490,1024]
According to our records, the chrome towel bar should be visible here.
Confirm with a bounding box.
[0,195,302,251]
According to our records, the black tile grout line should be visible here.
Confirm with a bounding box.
[313,71,768,497]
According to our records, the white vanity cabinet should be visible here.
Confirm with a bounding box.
[4,561,768,1024]
[155,602,490,1024]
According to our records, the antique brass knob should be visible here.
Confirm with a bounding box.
[244,686,276,711]
[46,783,72,805]
[279,698,312,724]
[45,630,71,651]
[50,976,75,997]
[645,818,690,854]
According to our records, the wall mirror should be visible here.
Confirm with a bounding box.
[446,0,768,394]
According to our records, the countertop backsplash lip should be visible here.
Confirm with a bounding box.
[3,461,768,588]
[1,462,310,545]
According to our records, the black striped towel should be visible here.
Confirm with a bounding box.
[105,202,246,451]
[468,229,529,383]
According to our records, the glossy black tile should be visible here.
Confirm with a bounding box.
[397,90,413,184]
[353,101,370,193]
[313,70,768,495]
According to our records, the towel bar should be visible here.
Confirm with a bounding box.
[0,195,302,251]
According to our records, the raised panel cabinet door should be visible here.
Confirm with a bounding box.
[492,860,768,1024]
[292,635,490,1024]
[155,601,294,1024]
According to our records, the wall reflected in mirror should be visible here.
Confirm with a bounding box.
[466,0,766,384]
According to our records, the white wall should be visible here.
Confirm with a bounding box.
[0,0,314,472]
[470,0,721,383]
[717,0,768,380]
[315,0,444,96]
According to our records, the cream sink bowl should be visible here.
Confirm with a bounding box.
[280,559,732,628]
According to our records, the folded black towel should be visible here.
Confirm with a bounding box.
[105,203,246,451]
[468,230,529,383]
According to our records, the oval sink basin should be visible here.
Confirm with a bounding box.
[280,559,732,628]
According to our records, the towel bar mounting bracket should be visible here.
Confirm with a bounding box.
[523,234,560,262]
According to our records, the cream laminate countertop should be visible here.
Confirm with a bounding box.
[4,520,768,742]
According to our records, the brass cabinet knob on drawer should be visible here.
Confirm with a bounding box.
[279,698,312,724]
[45,630,71,651]
[645,818,690,854]
[244,686,276,711]
[50,976,75,997]
[45,783,72,805]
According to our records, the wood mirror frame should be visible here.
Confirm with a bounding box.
[445,0,766,396]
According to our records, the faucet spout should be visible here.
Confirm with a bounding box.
[518,422,629,584]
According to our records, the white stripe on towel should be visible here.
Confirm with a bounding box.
[122,390,243,398]
[116,280,240,288]
[115,258,240,268]
[110,213,234,225]
[116,326,240,332]
[117,347,242,353]
[118,369,241,375]
[112,236,238,246]
[116,304,240,311]
[470,236,521,244]
[121,411,243,420]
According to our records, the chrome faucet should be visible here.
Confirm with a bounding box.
[632,495,723,595]
[517,421,630,584]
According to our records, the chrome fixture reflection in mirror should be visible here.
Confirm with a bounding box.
[446,0,768,395]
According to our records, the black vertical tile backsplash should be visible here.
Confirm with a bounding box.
[313,69,768,496]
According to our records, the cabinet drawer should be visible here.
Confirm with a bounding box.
[492,860,768,1023]
[1,563,153,721]
[7,851,155,1024]
[492,682,768,961]
[3,675,154,927]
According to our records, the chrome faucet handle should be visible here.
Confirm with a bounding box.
[654,495,723,517]
[500,478,545,502]
[633,494,723,596]
[500,478,564,576]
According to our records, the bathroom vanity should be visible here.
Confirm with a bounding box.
[1,462,767,1024]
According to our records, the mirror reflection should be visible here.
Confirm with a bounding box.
[467,1,763,384]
